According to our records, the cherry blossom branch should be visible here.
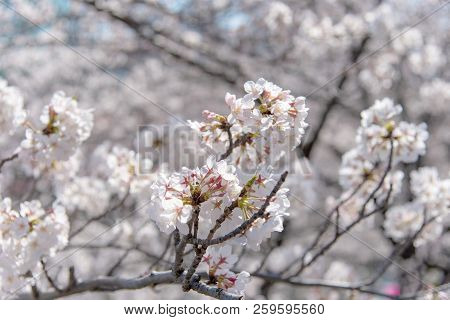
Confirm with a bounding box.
[282,174,372,275]
[180,205,203,289]
[189,171,289,247]
[182,247,204,291]
[287,139,395,276]
[253,213,438,300]
[19,270,242,300]
[360,211,435,288]
[181,172,287,292]
[180,177,253,291]
[66,244,172,267]
[206,177,254,240]
[218,129,252,161]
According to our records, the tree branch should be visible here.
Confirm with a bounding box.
[190,171,289,246]
[19,270,242,300]
[0,152,18,172]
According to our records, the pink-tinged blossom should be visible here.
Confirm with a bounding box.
[189,79,308,169]
[149,156,241,235]
[149,157,289,250]
[199,245,250,296]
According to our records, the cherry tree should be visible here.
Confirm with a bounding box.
[0,0,449,299]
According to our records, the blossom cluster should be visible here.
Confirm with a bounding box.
[20,91,94,170]
[189,78,308,168]
[384,167,449,247]
[55,176,110,216]
[105,145,154,195]
[149,156,289,250]
[0,79,26,140]
[199,245,250,295]
[328,98,428,225]
[356,98,428,164]
[0,198,68,295]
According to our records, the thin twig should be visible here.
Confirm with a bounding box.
[0,152,18,172]
[70,189,130,239]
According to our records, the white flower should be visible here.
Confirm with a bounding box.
[0,198,69,295]
[9,216,29,238]
[216,271,250,296]
[106,145,154,195]
[190,79,308,169]
[413,221,443,247]
[159,197,192,234]
[55,176,111,216]
[20,91,93,166]
[410,167,449,219]
[0,78,26,137]
[360,98,402,128]
[0,255,24,293]
[384,201,443,247]
[199,245,250,296]
[356,98,428,164]
[339,148,404,197]
[264,1,293,32]
[419,79,450,115]
[200,245,238,275]
[149,156,241,235]
[384,202,424,243]
[188,110,230,156]
[244,79,264,99]
[421,290,448,300]
[149,157,289,250]
[230,170,290,250]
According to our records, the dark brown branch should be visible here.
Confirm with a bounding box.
[0,152,18,172]
[218,131,252,161]
[41,260,63,293]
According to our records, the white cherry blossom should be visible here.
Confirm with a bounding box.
[190,79,308,169]
[0,78,26,138]
[105,145,154,195]
[20,91,93,167]
[0,198,68,294]
[199,245,250,296]
[356,98,428,164]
